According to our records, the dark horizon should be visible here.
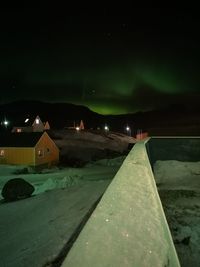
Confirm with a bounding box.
[1,99,200,130]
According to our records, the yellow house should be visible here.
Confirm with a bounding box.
[0,132,59,167]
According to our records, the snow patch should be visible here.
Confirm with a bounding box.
[34,175,83,194]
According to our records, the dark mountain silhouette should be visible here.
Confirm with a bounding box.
[0,100,200,135]
[0,100,103,129]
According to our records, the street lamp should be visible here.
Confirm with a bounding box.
[125,125,131,136]
[3,119,9,128]
[104,125,109,132]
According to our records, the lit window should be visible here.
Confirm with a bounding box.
[38,149,44,157]
[17,128,22,132]
[36,118,40,124]
[0,150,5,157]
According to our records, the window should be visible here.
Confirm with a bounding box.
[46,148,50,154]
[36,118,40,124]
[0,150,5,157]
[38,149,44,157]
[17,128,22,132]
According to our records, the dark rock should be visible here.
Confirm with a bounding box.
[182,236,190,245]
[1,178,34,202]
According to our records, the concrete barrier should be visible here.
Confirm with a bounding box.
[61,139,180,267]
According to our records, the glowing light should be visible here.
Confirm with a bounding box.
[36,118,39,124]
[125,125,131,136]
[104,125,109,131]
[25,118,29,123]
[1,118,9,129]
[76,126,80,131]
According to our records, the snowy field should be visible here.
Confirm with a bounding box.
[0,157,125,267]
[154,160,200,267]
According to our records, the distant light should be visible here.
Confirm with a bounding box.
[104,125,109,131]
[2,119,9,128]
[25,118,29,123]
[125,125,131,136]
[36,119,40,124]
[76,126,80,131]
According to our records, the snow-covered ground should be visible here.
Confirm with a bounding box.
[154,160,200,267]
[0,157,125,198]
[0,181,110,267]
[0,157,125,267]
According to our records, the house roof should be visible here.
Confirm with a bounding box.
[0,132,44,147]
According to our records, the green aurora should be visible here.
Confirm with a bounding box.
[1,8,200,114]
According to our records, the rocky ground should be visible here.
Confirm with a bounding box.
[154,160,200,267]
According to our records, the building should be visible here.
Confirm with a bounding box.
[136,130,148,140]
[12,115,50,133]
[65,120,85,130]
[79,120,84,130]
[44,121,50,130]
[0,132,59,167]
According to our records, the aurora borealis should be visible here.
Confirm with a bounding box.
[1,8,200,114]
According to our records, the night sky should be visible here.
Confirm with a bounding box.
[1,8,200,114]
